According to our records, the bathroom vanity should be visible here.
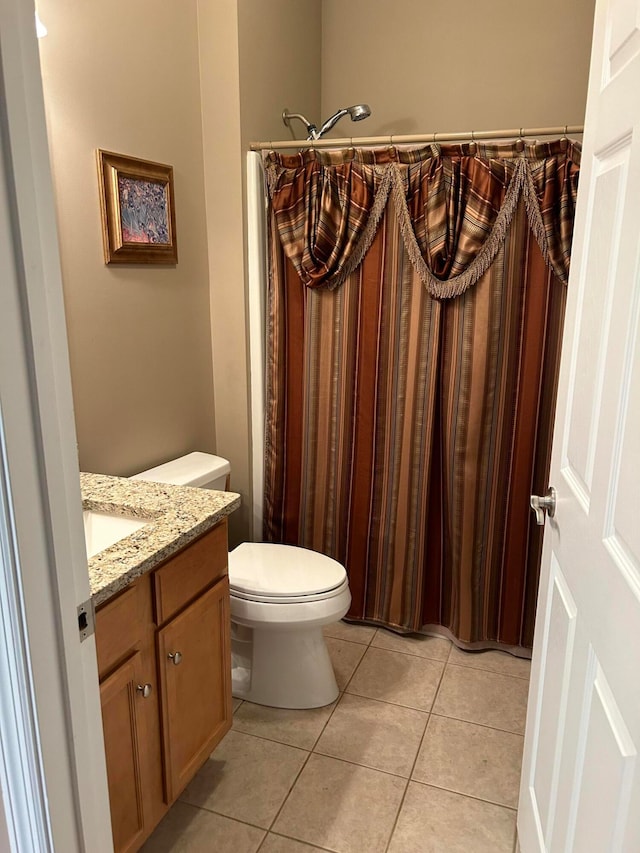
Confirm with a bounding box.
[82,473,240,852]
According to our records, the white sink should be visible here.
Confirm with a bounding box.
[83,510,149,558]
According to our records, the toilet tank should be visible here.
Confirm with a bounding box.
[130,451,230,491]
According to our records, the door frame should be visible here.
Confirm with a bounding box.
[0,0,112,848]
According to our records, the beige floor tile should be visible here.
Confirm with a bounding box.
[448,645,531,679]
[371,629,451,661]
[180,731,307,829]
[412,715,524,807]
[314,693,427,777]
[141,801,265,852]
[273,754,406,853]
[232,698,243,713]
[259,834,328,852]
[387,782,516,853]
[233,699,337,750]
[324,637,366,690]
[433,665,529,734]
[323,620,377,645]
[346,647,444,711]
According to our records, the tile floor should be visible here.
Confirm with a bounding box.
[142,622,530,853]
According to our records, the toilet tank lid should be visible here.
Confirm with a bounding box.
[130,452,230,488]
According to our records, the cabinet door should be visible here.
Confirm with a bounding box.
[100,652,147,853]
[157,577,232,801]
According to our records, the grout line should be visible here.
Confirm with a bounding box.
[370,645,453,663]
[264,691,344,834]
[444,659,531,681]
[382,646,450,853]
[229,725,315,751]
[366,641,452,665]
[264,750,310,833]
[344,683,439,714]
[316,690,430,719]
[181,800,271,834]
[429,711,526,738]
[337,640,369,693]
[309,691,343,751]
[408,779,519,812]
[258,831,333,852]
[304,749,420,782]
[323,632,372,647]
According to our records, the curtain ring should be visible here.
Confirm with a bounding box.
[469,130,477,155]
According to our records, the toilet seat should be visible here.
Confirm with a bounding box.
[228,542,347,602]
[230,576,350,605]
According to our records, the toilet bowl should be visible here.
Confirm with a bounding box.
[131,452,351,708]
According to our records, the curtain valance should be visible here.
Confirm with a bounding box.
[264,140,580,297]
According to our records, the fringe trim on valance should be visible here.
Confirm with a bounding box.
[391,159,530,299]
[265,149,575,297]
[522,161,566,284]
[320,166,393,291]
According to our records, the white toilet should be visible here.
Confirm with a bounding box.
[131,452,351,709]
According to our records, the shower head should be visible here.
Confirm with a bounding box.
[317,104,372,138]
[282,104,372,140]
[346,104,371,122]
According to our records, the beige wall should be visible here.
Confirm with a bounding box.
[321,0,596,137]
[197,0,322,544]
[197,0,249,545]
[238,0,322,149]
[38,0,215,477]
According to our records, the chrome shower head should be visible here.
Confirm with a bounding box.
[283,104,372,140]
[317,104,372,138]
[346,104,371,122]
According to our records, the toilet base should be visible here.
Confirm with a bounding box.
[231,624,339,709]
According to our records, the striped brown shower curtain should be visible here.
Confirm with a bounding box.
[263,140,580,649]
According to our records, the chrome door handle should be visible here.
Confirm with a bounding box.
[530,487,556,526]
[168,651,182,666]
[136,683,152,698]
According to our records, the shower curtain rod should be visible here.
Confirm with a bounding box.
[249,124,584,151]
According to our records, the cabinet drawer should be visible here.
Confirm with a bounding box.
[152,520,228,625]
[96,584,144,679]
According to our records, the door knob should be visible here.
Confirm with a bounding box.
[530,487,556,526]
[168,651,182,666]
[136,683,152,698]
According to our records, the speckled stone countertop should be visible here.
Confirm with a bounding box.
[81,473,240,607]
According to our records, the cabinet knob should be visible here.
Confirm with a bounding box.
[168,651,182,666]
[136,683,152,698]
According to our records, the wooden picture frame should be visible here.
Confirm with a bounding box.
[97,150,178,265]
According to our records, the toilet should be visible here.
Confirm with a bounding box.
[131,452,351,709]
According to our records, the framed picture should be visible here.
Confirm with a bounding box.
[97,150,178,264]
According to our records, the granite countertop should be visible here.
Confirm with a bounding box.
[81,472,240,607]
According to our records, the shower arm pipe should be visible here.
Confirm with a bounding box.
[249,124,584,151]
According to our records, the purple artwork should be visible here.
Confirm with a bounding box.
[117,176,170,244]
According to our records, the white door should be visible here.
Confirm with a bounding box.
[0,0,113,849]
[518,0,640,850]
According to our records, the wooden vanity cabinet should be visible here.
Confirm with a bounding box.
[95,520,232,852]
[157,577,232,801]
[99,652,148,853]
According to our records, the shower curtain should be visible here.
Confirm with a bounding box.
[262,140,580,649]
